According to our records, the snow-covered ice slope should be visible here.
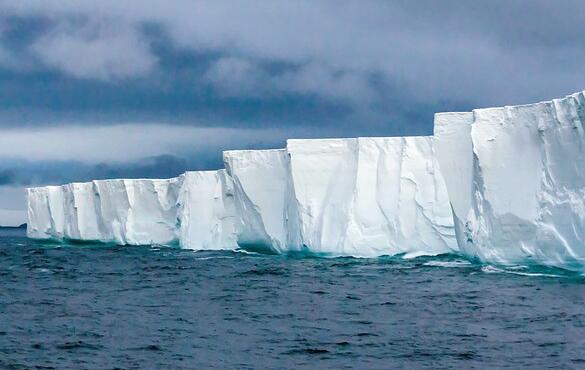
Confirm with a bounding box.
[176,170,238,250]
[435,91,585,267]
[287,137,457,256]
[224,150,300,253]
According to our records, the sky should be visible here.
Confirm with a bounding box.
[1,0,585,225]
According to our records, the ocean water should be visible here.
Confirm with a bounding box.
[1,229,584,369]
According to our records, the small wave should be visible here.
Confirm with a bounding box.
[402,251,441,259]
[423,260,473,268]
[479,264,583,279]
[234,249,264,256]
[194,256,235,261]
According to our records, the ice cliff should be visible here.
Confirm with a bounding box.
[434,91,585,268]
[26,90,585,268]
[287,137,456,257]
[27,137,457,257]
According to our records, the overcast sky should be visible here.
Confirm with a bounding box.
[1,0,585,225]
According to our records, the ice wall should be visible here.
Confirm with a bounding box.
[287,138,359,254]
[433,112,474,249]
[27,179,182,245]
[93,179,181,245]
[176,171,238,250]
[224,150,299,253]
[28,137,457,257]
[26,187,52,239]
[435,91,585,267]
[287,137,457,256]
[28,89,585,265]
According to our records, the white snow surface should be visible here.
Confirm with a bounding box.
[434,91,585,267]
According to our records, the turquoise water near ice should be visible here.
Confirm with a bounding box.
[1,229,584,369]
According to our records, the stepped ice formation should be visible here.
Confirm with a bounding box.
[26,90,585,269]
[434,91,585,267]
[26,137,457,257]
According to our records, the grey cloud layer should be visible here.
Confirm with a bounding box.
[1,0,585,107]
[0,122,337,186]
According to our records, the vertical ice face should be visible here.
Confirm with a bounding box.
[287,137,457,256]
[433,112,474,249]
[27,178,182,245]
[26,173,238,250]
[223,149,300,253]
[287,138,359,254]
[435,91,585,267]
[120,178,180,245]
[345,137,457,256]
[46,186,66,239]
[65,182,102,241]
[92,180,130,243]
[93,178,182,245]
[26,187,52,239]
[176,170,238,250]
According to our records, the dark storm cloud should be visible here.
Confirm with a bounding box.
[0,0,583,133]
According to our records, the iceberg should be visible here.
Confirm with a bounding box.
[434,91,585,268]
[27,138,456,257]
[26,89,585,269]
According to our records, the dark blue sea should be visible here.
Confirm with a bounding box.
[1,229,584,369]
